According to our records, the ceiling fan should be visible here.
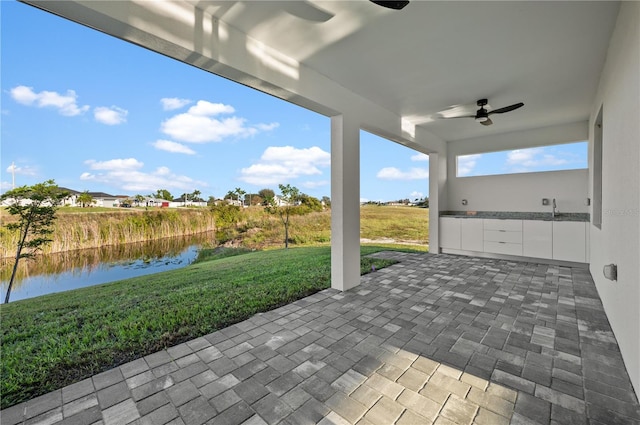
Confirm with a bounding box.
[440,99,524,126]
[370,1,410,10]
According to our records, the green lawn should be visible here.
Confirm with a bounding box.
[0,245,415,409]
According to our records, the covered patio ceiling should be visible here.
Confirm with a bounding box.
[25,0,620,145]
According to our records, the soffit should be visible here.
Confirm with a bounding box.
[194,1,619,142]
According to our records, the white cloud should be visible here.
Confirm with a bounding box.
[239,146,330,186]
[188,100,235,116]
[81,158,205,192]
[507,148,568,169]
[152,139,196,155]
[161,100,278,143]
[1,181,13,191]
[85,158,144,171]
[410,191,424,199]
[457,154,482,177]
[377,167,428,180]
[6,163,38,176]
[301,180,329,189]
[161,97,192,111]
[10,85,89,116]
[94,106,128,125]
[411,153,429,162]
[255,122,280,131]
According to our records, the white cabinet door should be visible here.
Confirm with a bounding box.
[523,220,553,259]
[440,218,461,250]
[553,222,586,262]
[461,219,484,252]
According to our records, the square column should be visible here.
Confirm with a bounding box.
[428,151,447,252]
[331,115,361,291]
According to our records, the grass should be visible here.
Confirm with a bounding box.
[360,204,429,243]
[0,208,216,258]
[0,245,418,409]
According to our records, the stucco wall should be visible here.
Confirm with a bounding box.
[588,2,640,395]
[447,169,588,213]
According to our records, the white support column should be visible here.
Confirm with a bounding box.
[429,150,448,253]
[416,126,448,254]
[331,115,361,291]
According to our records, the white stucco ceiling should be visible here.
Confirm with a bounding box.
[24,0,621,143]
[194,0,620,142]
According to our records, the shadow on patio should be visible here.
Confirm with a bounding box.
[3,252,639,425]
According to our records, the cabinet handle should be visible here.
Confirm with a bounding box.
[499,230,506,232]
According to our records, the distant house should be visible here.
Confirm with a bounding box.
[170,197,207,208]
[89,192,120,207]
[56,188,122,207]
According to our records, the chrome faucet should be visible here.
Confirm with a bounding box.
[552,198,558,218]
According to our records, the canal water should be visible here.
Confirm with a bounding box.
[0,232,217,303]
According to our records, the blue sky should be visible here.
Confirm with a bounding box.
[1,1,429,203]
[1,2,585,203]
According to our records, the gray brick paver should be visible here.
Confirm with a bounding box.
[251,394,292,425]
[24,407,62,425]
[5,253,640,425]
[136,392,170,417]
[176,396,215,425]
[62,379,96,404]
[63,394,99,418]
[138,403,178,425]
[102,399,140,425]
[97,382,131,409]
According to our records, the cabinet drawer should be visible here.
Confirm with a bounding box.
[484,241,523,256]
[484,219,522,231]
[484,230,523,243]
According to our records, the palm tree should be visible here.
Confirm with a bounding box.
[234,187,246,207]
[77,191,95,208]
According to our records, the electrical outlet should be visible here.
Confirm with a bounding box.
[542,198,549,206]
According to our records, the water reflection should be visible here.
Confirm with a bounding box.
[1,232,217,302]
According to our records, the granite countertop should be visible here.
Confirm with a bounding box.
[440,211,590,222]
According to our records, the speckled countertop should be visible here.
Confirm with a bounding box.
[440,211,590,222]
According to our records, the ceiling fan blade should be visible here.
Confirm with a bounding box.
[488,102,524,115]
[370,1,410,10]
[480,118,493,126]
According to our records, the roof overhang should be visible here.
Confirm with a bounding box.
[21,0,620,150]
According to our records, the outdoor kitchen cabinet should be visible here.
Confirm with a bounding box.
[439,217,461,250]
[523,220,553,259]
[461,219,484,251]
[483,219,523,256]
[553,221,587,263]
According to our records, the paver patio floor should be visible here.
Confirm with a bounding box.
[2,252,639,425]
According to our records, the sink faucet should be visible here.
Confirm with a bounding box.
[552,198,558,218]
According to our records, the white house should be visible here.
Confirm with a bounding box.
[21,0,640,395]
